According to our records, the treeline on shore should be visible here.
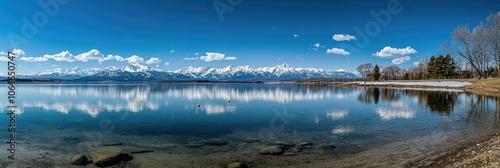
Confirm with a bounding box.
[356,12,500,81]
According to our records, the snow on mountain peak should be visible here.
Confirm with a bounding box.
[21,64,358,81]
[122,64,150,72]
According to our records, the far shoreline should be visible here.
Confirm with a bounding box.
[294,78,500,99]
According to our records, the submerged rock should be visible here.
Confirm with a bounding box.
[102,142,123,146]
[243,138,260,143]
[69,154,90,166]
[298,142,313,147]
[313,143,337,154]
[228,162,248,168]
[185,142,204,148]
[259,146,284,155]
[282,147,301,156]
[272,141,295,148]
[282,152,297,156]
[90,146,133,167]
[204,138,228,146]
[130,149,154,154]
[297,142,314,149]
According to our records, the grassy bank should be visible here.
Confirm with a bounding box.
[303,78,500,98]
[418,77,500,98]
[461,78,500,98]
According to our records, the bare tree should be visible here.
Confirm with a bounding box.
[452,25,486,79]
[487,12,500,75]
[474,23,491,78]
[356,63,373,83]
[382,65,402,80]
[439,41,453,55]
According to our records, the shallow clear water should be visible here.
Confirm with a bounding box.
[0,84,499,167]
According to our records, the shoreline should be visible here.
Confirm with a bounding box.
[295,78,500,98]
[297,78,500,167]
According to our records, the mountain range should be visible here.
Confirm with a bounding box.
[17,64,359,82]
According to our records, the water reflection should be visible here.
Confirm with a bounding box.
[332,126,354,134]
[376,101,416,120]
[5,84,356,117]
[357,88,500,127]
[326,110,348,120]
[402,90,458,115]
[462,94,500,129]
[358,88,460,115]
[203,104,237,115]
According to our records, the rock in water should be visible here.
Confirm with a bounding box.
[90,146,133,167]
[228,162,248,168]
[243,138,260,143]
[297,142,314,149]
[314,144,337,154]
[282,147,301,156]
[259,146,284,155]
[204,138,228,146]
[102,142,123,146]
[298,142,313,147]
[130,149,154,154]
[185,142,204,148]
[272,141,295,148]
[282,152,297,156]
[69,154,89,165]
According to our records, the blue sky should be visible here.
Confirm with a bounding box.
[1,0,499,74]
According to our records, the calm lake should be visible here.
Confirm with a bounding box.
[1,84,499,167]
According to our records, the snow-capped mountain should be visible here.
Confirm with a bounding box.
[20,67,97,80]
[19,64,358,81]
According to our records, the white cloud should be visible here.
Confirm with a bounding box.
[124,55,145,65]
[113,55,125,61]
[333,34,356,41]
[184,57,199,61]
[326,48,349,55]
[0,49,26,61]
[293,34,299,38]
[224,56,237,60]
[10,49,136,63]
[373,46,417,58]
[12,49,25,58]
[200,52,237,62]
[20,57,49,62]
[373,46,417,65]
[164,62,170,66]
[195,52,199,56]
[391,56,411,65]
[312,43,324,51]
[314,43,321,48]
[0,57,9,62]
[74,49,113,62]
[43,51,76,62]
[170,50,175,53]
[145,57,161,65]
